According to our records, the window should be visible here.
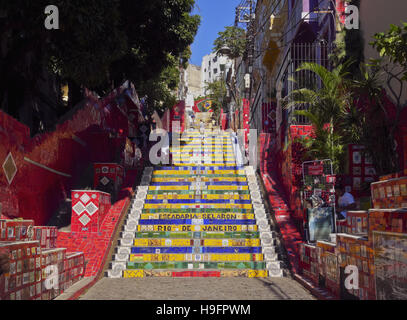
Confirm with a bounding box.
[214,68,218,74]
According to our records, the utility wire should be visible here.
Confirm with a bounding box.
[253,0,285,37]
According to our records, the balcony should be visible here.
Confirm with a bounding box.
[284,0,318,46]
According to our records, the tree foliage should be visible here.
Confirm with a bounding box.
[284,62,353,173]
[137,55,180,116]
[108,0,200,98]
[0,0,200,133]
[293,110,346,174]
[286,60,402,175]
[204,80,228,120]
[213,26,247,59]
[371,22,407,80]
[342,66,399,175]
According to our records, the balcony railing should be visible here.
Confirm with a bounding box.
[287,41,335,125]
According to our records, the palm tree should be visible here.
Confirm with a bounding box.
[284,61,353,173]
[292,110,345,172]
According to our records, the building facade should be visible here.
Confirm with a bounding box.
[246,0,343,221]
[201,52,234,96]
[186,64,202,99]
[244,0,407,221]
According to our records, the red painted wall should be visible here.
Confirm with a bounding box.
[261,102,276,134]
[242,99,250,147]
[220,109,228,130]
[0,82,141,225]
[269,125,313,222]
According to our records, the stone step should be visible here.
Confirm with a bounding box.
[137,219,257,225]
[136,213,255,220]
[120,238,263,247]
[119,246,279,255]
[154,170,246,174]
[119,231,264,239]
[144,199,253,204]
[123,224,259,233]
[140,208,255,213]
[127,261,268,270]
[151,179,248,183]
[124,220,271,230]
[112,250,279,263]
[126,246,265,254]
[118,234,276,247]
[107,268,271,278]
[155,166,244,170]
[145,194,254,203]
[143,201,253,206]
[123,269,270,278]
[107,266,283,278]
[146,190,251,195]
[152,174,247,178]
[126,213,262,222]
[113,251,267,262]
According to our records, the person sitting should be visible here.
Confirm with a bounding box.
[336,185,356,220]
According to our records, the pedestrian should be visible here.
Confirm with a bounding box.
[200,120,204,134]
[336,185,356,220]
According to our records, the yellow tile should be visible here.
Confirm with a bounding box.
[203,239,222,246]
[124,270,144,278]
[133,239,149,246]
[254,254,264,261]
[221,270,239,277]
[172,239,191,246]
[248,270,268,278]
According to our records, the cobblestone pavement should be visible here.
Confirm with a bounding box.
[79,277,316,300]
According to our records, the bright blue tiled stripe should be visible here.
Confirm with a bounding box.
[150,182,191,186]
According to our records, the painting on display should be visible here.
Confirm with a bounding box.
[373,231,407,300]
[307,207,334,242]
[348,144,378,193]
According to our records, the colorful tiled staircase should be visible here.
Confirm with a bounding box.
[107,130,283,278]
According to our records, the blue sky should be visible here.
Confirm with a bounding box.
[190,0,241,66]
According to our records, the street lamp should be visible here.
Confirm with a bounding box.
[216,46,232,57]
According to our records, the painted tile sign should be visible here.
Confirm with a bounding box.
[348,144,376,192]
[71,191,111,233]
